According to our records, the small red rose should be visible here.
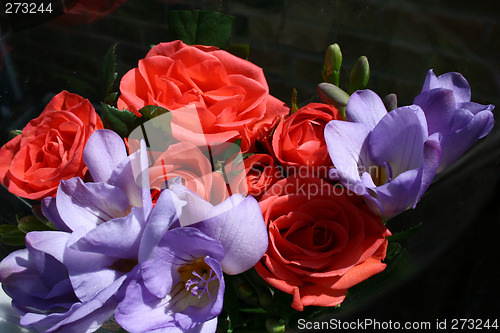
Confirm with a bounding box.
[272,103,341,175]
[0,91,103,200]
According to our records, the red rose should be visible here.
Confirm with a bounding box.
[226,153,283,200]
[0,91,103,200]
[117,40,289,153]
[255,175,390,311]
[272,103,341,174]
[148,142,229,205]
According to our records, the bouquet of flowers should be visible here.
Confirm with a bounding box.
[0,9,496,333]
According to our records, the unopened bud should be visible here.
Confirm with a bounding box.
[325,43,342,72]
[237,282,255,299]
[317,82,349,108]
[349,56,370,94]
[322,43,342,86]
[258,290,273,309]
[383,93,398,111]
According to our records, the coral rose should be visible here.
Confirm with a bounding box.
[272,103,340,174]
[148,142,229,205]
[117,40,289,153]
[0,91,103,200]
[255,175,391,311]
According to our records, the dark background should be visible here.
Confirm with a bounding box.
[1,0,499,330]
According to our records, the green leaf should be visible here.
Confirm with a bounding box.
[226,43,250,59]
[0,227,25,246]
[102,104,141,138]
[0,225,19,235]
[138,105,169,120]
[101,44,118,104]
[167,10,235,48]
[8,129,22,140]
[387,221,423,242]
[17,215,55,233]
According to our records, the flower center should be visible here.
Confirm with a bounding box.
[178,258,218,300]
[109,259,138,273]
[367,163,391,187]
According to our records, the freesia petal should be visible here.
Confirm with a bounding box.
[56,178,131,232]
[169,185,218,227]
[139,189,185,263]
[41,197,72,232]
[115,277,175,333]
[416,133,441,203]
[25,231,71,263]
[421,69,439,92]
[83,129,128,183]
[63,228,118,302]
[156,227,226,265]
[369,168,423,218]
[73,207,145,259]
[369,105,428,178]
[345,90,387,128]
[324,120,373,182]
[142,227,224,299]
[456,102,495,137]
[413,88,455,136]
[38,275,128,333]
[108,139,153,213]
[439,109,495,171]
[421,69,471,103]
[435,72,471,103]
[196,195,268,275]
[0,249,31,281]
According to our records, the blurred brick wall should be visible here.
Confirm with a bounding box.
[1,0,499,141]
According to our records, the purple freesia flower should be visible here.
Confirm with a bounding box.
[324,90,441,218]
[41,129,153,305]
[414,69,495,171]
[0,129,152,333]
[0,231,126,333]
[116,185,268,332]
[116,227,224,333]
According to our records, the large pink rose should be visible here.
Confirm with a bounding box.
[0,91,103,200]
[117,40,289,153]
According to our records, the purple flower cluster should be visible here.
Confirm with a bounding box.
[325,70,495,218]
[0,130,268,333]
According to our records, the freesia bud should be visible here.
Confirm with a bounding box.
[349,55,370,94]
[322,43,342,85]
[258,290,273,309]
[237,282,255,299]
[383,93,398,111]
[317,82,350,108]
